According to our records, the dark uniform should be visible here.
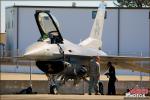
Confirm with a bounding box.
[105,62,116,95]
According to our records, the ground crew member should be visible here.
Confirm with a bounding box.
[105,62,117,95]
[88,56,100,95]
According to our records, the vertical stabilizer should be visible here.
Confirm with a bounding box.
[79,2,106,50]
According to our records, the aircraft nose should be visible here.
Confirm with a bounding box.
[23,42,45,59]
[23,42,63,60]
[24,50,37,57]
[23,47,41,58]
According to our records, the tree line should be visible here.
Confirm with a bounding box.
[115,0,150,7]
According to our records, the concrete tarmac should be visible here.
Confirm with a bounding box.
[1,72,150,81]
[1,94,150,100]
[0,94,126,100]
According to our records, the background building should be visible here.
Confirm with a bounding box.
[0,33,6,56]
[5,6,150,57]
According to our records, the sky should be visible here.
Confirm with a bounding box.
[0,0,116,32]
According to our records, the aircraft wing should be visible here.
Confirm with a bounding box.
[100,55,150,62]
[64,54,150,73]
[2,55,149,73]
[114,62,150,73]
[64,51,150,61]
[100,55,150,73]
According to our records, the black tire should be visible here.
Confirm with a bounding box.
[50,85,58,94]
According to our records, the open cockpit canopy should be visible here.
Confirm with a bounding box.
[34,11,63,43]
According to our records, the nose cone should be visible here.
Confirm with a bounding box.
[24,49,39,57]
[23,42,63,60]
[23,50,39,60]
[23,42,47,60]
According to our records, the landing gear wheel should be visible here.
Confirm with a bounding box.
[50,84,58,94]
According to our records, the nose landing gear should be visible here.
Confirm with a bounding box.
[46,74,58,94]
[50,84,58,94]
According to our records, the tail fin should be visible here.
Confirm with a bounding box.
[79,2,106,50]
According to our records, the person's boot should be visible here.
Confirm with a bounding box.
[95,92,99,95]
[88,93,92,95]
